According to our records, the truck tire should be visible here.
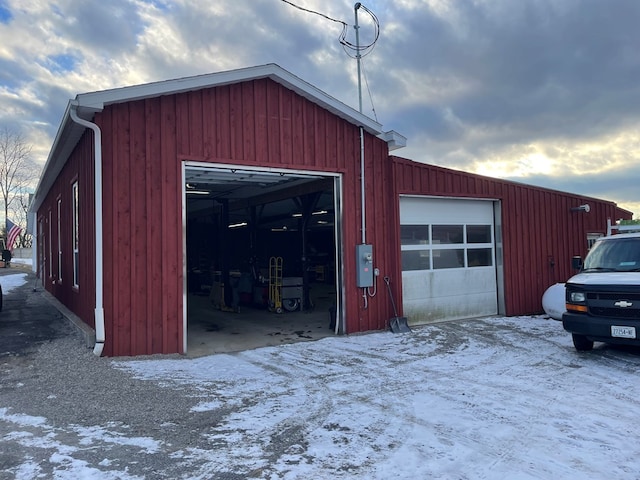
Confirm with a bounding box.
[572,334,594,351]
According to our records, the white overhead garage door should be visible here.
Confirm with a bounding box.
[400,197,498,325]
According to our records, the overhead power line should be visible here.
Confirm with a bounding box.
[280,0,347,26]
[280,0,379,58]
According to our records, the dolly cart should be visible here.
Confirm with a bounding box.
[268,256,283,313]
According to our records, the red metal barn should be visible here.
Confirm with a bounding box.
[30,64,631,356]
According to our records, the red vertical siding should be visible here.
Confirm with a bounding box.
[113,103,133,355]
[144,97,164,353]
[160,95,182,354]
[94,93,183,356]
[391,157,631,316]
[129,102,148,354]
[37,132,96,328]
[86,78,398,355]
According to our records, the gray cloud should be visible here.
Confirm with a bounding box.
[59,0,143,53]
[508,169,640,209]
[375,1,640,140]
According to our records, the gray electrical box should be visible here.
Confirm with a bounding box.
[356,244,374,287]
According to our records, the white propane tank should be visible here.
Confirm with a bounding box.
[542,283,566,320]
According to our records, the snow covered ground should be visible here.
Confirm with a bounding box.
[2,271,640,479]
[0,271,28,294]
[114,319,640,479]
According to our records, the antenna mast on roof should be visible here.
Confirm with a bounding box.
[354,3,367,246]
[355,2,363,114]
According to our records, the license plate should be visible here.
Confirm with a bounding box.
[611,326,636,339]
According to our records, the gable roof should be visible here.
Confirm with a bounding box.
[30,63,405,214]
[75,63,384,133]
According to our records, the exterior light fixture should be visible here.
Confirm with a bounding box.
[571,204,591,213]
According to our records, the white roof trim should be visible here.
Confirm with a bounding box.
[378,130,407,151]
[76,63,383,135]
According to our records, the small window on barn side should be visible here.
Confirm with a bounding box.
[72,181,79,288]
[587,232,603,250]
[38,217,44,277]
[48,209,52,278]
[57,198,62,283]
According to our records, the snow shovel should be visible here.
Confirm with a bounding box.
[384,276,411,333]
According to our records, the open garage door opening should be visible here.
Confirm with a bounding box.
[183,163,342,355]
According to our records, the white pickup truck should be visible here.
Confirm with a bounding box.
[562,231,640,351]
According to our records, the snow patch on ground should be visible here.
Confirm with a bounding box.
[0,272,28,294]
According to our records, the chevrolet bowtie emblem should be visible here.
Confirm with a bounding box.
[614,300,633,308]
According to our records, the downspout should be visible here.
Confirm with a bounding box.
[69,102,105,356]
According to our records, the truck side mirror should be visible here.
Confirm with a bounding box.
[571,256,583,270]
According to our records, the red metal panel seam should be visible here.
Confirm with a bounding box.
[130,100,148,355]
[144,98,156,354]
[159,95,173,354]
[116,103,133,355]
[216,85,231,159]
[242,81,256,162]
[254,79,268,164]
[166,97,182,354]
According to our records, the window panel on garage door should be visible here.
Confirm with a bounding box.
[400,224,430,270]
[401,224,494,271]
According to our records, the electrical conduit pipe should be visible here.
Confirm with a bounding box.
[69,102,105,356]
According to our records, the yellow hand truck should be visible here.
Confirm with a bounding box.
[268,256,283,313]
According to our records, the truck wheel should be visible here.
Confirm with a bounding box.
[572,334,594,351]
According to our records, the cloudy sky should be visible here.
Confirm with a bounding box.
[1,0,639,216]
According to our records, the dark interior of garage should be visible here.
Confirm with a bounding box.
[184,167,340,355]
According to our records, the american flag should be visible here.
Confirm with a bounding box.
[6,219,22,251]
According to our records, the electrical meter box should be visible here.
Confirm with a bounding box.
[356,244,374,288]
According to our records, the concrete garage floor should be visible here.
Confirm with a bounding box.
[186,283,337,357]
